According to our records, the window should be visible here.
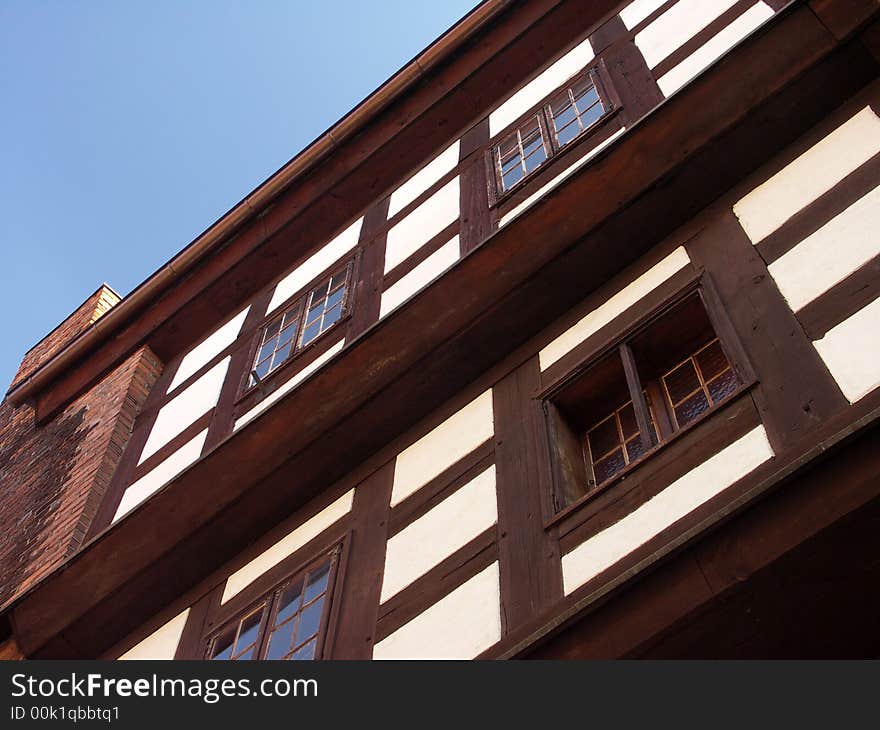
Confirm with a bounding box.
[497,115,550,192]
[545,289,751,511]
[250,263,352,387]
[492,66,614,195]
[207,551,339,661]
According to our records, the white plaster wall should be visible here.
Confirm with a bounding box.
[539,247,691,371]
[768,182,880,312]
[391,389,494,507]
[499,127,625,228]
[221,489,355,603]
[561,426,774,595]
[267,216,364,315]
[139,356,229,464]
[388,140,461,219]
[118,609,189,660]
[372,562,501,659]
[233,338,345,431]
[635,0,740,69]
[384,177,460,274]
[734,106,880,244]
[379,236,460,318]
[380,464,497,603]
[813,295,880,403]
[657,3,773,96]
[114,429,209,523]
[167,307,249,392]
[620,0,668,30]
[489,36,595,137]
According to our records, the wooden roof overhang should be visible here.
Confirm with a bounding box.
[8,0,623,422]
[6,0,880,657]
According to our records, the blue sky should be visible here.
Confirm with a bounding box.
[0,0,477,392]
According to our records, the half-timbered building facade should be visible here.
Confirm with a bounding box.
[2,0,879,659]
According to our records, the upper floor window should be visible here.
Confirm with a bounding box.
[250,263,352,387]
[207,551,339,661]
[545,287,753,510]
[492,66,614,196]
[497,115,550,191]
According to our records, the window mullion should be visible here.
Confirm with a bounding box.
[619,342,656,449]
[540,109,557,155]
[253,595,278,661]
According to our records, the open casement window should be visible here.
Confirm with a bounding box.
[545,288,751,512]
[249,263,353,387]
[206,549,340,661]
[492,65,616,196]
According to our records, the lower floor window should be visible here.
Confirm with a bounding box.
[546,287,751,509]
[208,549,339,661]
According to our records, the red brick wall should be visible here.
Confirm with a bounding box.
[9,285,120,392]
[0,346,161,613]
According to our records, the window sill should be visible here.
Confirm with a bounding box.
[544,379,758,531]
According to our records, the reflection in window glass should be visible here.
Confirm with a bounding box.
[548,77,605,148]
[207,554,337,661]
[497,115,548,192]
[249,265,351,387]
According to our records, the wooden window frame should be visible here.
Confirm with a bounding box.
[241,257,358,397]
[541,275,756,517]
[488,61,619,204]
[202,544,344,661]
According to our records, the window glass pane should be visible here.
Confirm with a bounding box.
[695,340,729,381]
[276,581,304,625]
[521,116,541,138]
[618,403,638,440]
[499,135,519,158]
[625,435,649,463]
[296,598,325,645]
[265,619,296,660]
[253,358,272,381]
[237,611,262,652]
[264,319,282,339]
[501,153,521,174]
[303,564,331,605]
[281,308,299,329]
[707,369,739,404]
[273,341,293,366]
[674,390,710,428]
[311,280,330,301]
[291,638,317,661]
[521,133,544,159]
[664,359,701,404]
[578,100,604,128]
[301,321,321,346]
[502,166,524,190]
[523,145,547,173]
[326,286,345,310]
[321,306,342,330]
[594,449,626,484]
[277,321,298,347]
[257,340,276,364]
[236,644,258,660]
[588,415,620,458]
[306,300,324,323]
[552,103,577,131]
[555,120,581,147]
[210,627,236,660]
[571,78,596,102]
